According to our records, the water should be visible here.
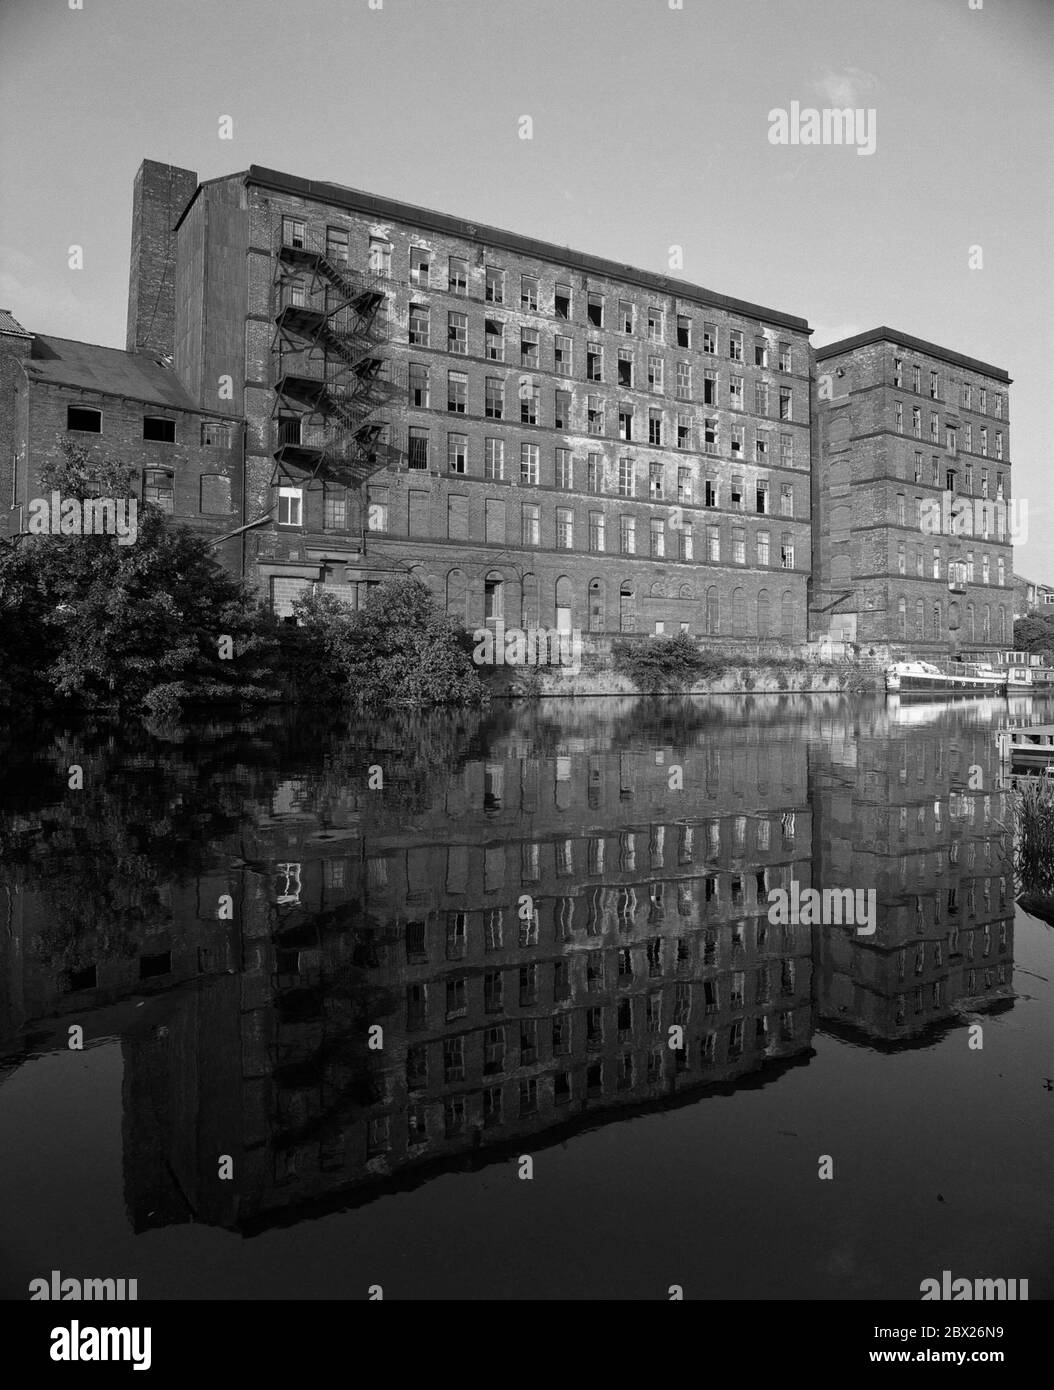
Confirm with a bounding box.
[1,693,1052,1301]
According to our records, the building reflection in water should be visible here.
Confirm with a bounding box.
[0,694,1021,1236]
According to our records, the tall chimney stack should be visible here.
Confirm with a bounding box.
[125,159,198,356]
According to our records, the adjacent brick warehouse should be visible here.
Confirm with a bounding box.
[171,163,814,636]
[811,329,1014,655]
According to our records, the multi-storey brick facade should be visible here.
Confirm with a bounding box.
[811,329,1014,654]
[168,163,814,636]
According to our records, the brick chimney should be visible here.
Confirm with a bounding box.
[125,159,198,356]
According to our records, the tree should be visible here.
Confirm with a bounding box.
[1013,614,1054,657]
[291,576,485,709]
[0,440,278,714]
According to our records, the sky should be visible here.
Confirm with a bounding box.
[1,0,1051,579]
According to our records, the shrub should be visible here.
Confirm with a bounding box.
[611,632,709,693]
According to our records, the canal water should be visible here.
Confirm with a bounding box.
[1,693,1052,1300]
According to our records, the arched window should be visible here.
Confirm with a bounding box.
[705,586,719,635]
[781,590,794,638]
[981,605,990,641]
[555,576,573,632]
[757,589,771,637]
[732,587,746,637]
[678,583,693,600]
[997,607,1006,643]
[965,603,974,642]
[483,571,504,624]
[897,596,907,639]
[948,601,960,632]
[933,602,942,640]
[619,581,635,633]
[915,599,925,637]
[521,573,539,628]
[588,578,605,633]
[446,569,468,625]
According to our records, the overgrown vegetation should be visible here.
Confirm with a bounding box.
[291,577,486,711]
[1013,614,1054,658]
[1012,779,1054,900]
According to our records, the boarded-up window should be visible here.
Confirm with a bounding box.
[485,499,505,544]
[447,495,468,541]
[408,490,430,535]
[200,474,232,514]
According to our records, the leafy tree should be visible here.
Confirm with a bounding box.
[612,632,718,693]
[291,577,485,709]
[1013,614,1054,657]
[0,440,278,714]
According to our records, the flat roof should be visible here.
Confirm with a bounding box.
[816,326,1010,383]
[213,164,811,334]
[26,336,198,410]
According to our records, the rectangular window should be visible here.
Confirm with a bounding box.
[484,437,504,480]
[754,339,769,368]
[556,507,573,549]
[912,364,921,393]
[756,480,769,514]
[676,414,691,449]
[648,355,664,392]
[649,461,664,499]
[755,380,769,416]
[201,420,233,447]
[555,447,573,488]
[780,483,793,517]
[323,483,348,529]
[679,527,693,561]
[485,376,503,419]
[521,502,540,545]
[485,497,505,542]
[554,282,571,319]
[282,216,305,249]
[448,370,467,413]
[757,530,770,565]
[448,256,468,295]
[486,318,504,361]
[912,406,921,438]
[675,360,691,399]
[619,299,634,333]
[620,514,636,555]
[995,431,1003,460]
[408,303,429,347]
[448,311,467,354]
[778,387,792,420]
[703,369,717,406]
[704,419,718,455]
[520,274,539,311]
[780,433,793,467]
[369,235,391,276]
[732,527,745,564]
[144,469,173,512]
[779,342,792,372]
[650,517,666,557]
[555,389,571,430]
[485,265,505,303]
[408,488,430,532]
[67,405,102,433]
[447,432,467,473]
[677,466,692,504]
[589,511,605,552]
[143,416,175,443]
[520,443,539,485]
[200,474,232,515]
[366,486,387,532]
[647,307,664,342]
[409,362,430,408]
[587,453,602,493]
[520,381,539,425]
[980,427,988,457]
[895,402,904,434]
[708,524,720,561]
[521,328,540,368]
[587,395,604,435]
[729,329,743,362]
[780,533,794,569]
[930,369,939,399]
[618,457,635,497]
[730,375,744,410]
[648,408,662,446]
[618,402,633,440]
[554,334,572,376]
[587,293,604,328]
[448,494,468,540]
[408,427,429,469]
[277,485,303,527]
[980,387,987,414]
[410,246,430,285]
[756,430,769,463]
[930,411,939,442]
[617,350,634,388]
[586,343,602,381]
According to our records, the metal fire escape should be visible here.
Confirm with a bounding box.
[269,224,400,494]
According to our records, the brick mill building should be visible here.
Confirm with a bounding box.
[810,329,1015,655]
[0,159,1020,655]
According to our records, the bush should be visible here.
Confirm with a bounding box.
[612,633,712,693]
[291,577,486,711]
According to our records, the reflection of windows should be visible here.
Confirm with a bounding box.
[275,861,302,904]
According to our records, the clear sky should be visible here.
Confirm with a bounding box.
[1,0,1051,579]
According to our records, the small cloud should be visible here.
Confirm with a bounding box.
[811,67,878,107]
